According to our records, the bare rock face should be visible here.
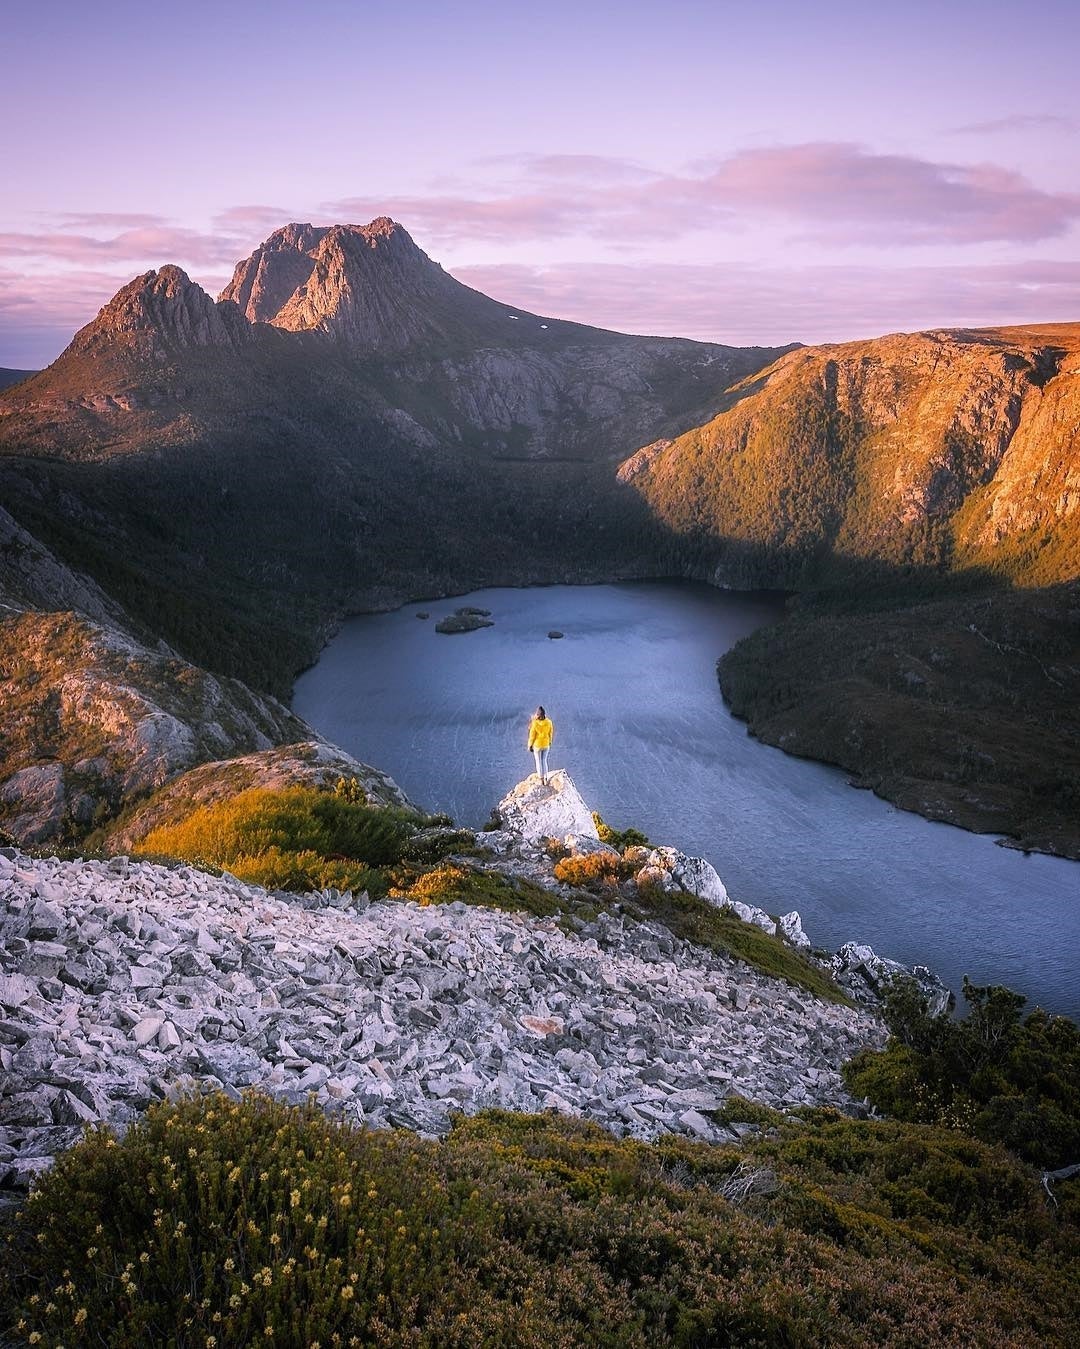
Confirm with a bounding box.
[69,265,252,358]
[0,505,133,631]
[493,771,598,844]
[0,608,309,846]
[221,218,468,352]
[219,222,329,323]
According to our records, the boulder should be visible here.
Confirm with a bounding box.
[778,911,812,950]
[565,834,620,859]
[493,772,598,844]
[830,942,954,1017]
[633,846,776,933]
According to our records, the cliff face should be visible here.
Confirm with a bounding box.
[0,606,309,845]
[623,324,1080,588]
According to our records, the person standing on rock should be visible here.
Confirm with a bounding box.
[528,705,554,785]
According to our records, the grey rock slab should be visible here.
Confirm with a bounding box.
[132,1016,165,1047]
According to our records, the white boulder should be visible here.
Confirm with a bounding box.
[494,771,598,845]
[633,846,777,935]
[778,911,812,950]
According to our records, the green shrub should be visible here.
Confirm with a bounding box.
[134,787,421,891]
[591,812,649,851]
[844,976,1080,1167]
[3,1095,1078,1347]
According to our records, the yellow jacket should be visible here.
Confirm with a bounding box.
[528,716,554,750]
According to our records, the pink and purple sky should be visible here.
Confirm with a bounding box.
[3,0,1079,367]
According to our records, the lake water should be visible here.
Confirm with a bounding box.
[293,582,1080,1021]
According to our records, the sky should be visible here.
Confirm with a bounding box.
[2,0,1079,366]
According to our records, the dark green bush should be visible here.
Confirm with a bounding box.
[844,975,1080,1167]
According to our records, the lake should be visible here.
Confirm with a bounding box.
[293,581,1080,1021]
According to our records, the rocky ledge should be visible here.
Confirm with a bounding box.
[0,835,883,1189]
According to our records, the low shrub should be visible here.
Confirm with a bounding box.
[2,1095,1078,1347]
[591,812,649,851]
[134,787,422,892]
[552,852,628,890]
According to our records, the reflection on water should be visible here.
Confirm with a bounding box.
[294,582,1080,1020]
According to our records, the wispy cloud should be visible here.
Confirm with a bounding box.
[212,204,298,233]
[949,113,1076,135]
[48,211,175,230]
[0,225,244,267]
[479,152,655,182]
[3,253,1077,368]
[327,142,1080,247]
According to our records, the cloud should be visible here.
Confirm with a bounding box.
[479,152,655,182]
[684,144,1080,243]
[3,252,1078,369]
[50,211,174,230]
[451,258,1080,346]
[212,204,299,233]
[0,224,245,267]
[949,113,1076,135]
[324,191,597,244]
[327,142,1080,247]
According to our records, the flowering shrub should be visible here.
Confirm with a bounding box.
[3,1094,1078,1347]
[552,853,627,889]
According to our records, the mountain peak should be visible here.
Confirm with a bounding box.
[220,216,465,349]
[70,266,251,357]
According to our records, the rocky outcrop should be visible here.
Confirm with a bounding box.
[218,222,328,324]
[106,742,413,852]
[0,608,308,845]
[490,771,598,843]
[830,942,954,1018]
[0,505,134,632]
[0,847,884,1188]
[68,266,253,359]
[628,845,787,934]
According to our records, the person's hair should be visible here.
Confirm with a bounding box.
[535,705,546,719]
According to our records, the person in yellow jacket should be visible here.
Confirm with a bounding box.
[527,705,554,785]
